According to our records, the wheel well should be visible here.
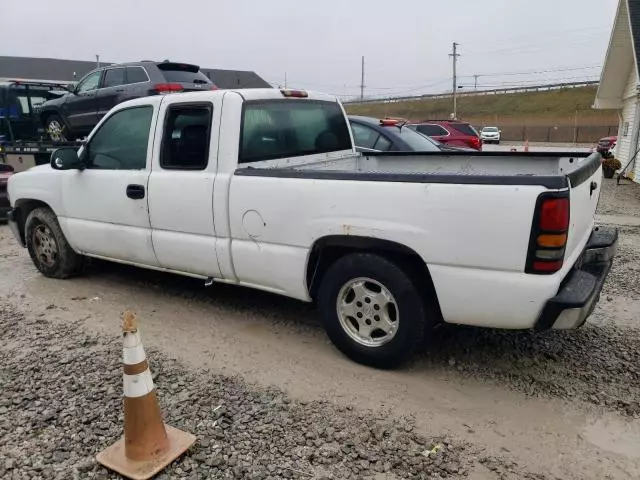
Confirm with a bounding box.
[306,236,442,317]
[13,200,52,245]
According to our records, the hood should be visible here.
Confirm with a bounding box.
[41,94,69,109]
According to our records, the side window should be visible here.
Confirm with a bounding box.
[416,124,449,136]
[374,134,392,151]
[103,68,125,88]
[239,100,352,163]
[85,106,153,170]
[76,71,102,94]
[350,123,379,150]
[161,104,212,170]
[126,67,149,84]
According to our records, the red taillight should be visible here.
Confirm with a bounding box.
[539,198,569,231]
[209,84,219,90]
[526,194,570,274]
[470,136,482,150]
[154,83,183,93]
[532,260,564,272]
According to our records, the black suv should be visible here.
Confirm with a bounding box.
[39,61,216,141]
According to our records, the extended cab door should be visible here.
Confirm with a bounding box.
[146,94,222,277]
[59,103,159,266]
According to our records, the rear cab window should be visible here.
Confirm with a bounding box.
[239,100,352,163]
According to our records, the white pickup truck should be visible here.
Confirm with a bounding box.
[6,88,617,368]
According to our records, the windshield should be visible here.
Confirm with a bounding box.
[385,126,440,151]
[482,127,499,132]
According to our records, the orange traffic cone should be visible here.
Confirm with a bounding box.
[524,139,530,152]
[96,312,196,480]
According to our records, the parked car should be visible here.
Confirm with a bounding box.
[39,61,216,142]
[349,116,441,152]
[596,135,617,158]
[480,126,501,144]
[7,88,616,368]
[0,163,15,221]
[409,120,482,151]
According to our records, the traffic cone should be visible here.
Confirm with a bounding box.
[524,139,530,152]
[96,311,196,480]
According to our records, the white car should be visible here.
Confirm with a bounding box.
[480,126,501,144]
[6,88,617,368]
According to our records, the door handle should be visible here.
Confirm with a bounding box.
[126,184,145,199]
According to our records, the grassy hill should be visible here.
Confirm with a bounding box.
[345,86,617,128]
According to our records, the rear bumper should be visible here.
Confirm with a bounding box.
[535,226,618,330]
[6,209,24,247]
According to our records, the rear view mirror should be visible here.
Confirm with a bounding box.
[51,147,83,170]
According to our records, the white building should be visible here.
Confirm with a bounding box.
[594,0,640,182]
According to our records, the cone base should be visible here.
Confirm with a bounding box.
[96,425,196,480]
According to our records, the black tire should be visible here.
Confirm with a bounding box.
[44,114,69,142]
[317,253,435,368]
[25,207,83,278]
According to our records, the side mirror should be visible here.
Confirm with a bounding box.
[51,147,83,170]
[67,84,77,94]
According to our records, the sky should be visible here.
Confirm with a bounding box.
[1,0,620,100]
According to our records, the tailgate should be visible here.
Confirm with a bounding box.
[565,156,602,261]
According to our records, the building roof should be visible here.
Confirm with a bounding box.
[594,0,640,108]
[0,56,271,89]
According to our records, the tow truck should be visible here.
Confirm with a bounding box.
[0,78,82,172]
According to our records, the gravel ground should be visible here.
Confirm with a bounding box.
[0,305,547,480]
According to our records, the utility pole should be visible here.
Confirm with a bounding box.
[96,54,100,68]
[449,43,460,119]
[284,72,287,89]
[360,56,365,102]
[474,74,479,91]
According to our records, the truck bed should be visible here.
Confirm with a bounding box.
[237,151,601,189]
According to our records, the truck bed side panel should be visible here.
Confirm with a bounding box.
[228,175,546,310]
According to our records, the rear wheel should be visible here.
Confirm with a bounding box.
[25,207,83,278]
[44,114,68,142]
[317,253,434,368]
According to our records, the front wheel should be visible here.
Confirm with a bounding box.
[317,253,434,368]
[25,207,83,278]
[44,114,69,142]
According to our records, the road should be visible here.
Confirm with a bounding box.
[1,178,640,479]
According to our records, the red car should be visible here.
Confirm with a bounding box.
[596,136,617,157]
[409,120,482,151]
[0,164,14,222]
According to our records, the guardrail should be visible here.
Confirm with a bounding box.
[343,80,599,105]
